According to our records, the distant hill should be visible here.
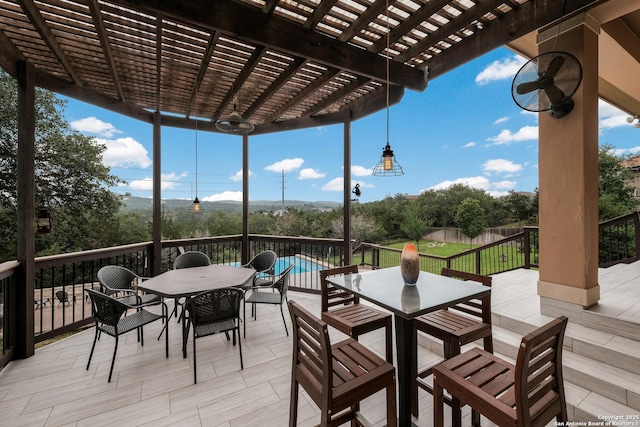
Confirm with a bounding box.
[119,196,342,213]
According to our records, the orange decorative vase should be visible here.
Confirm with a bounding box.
[400,243,420,285]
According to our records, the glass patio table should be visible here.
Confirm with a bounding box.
[138,265,256,357]
[326,266,491,427]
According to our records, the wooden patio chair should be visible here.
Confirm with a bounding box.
[288,300,397,427]
[433,316,568,427]
[319,265,393,363]
[414,268,493,415]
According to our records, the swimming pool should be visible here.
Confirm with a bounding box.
[272,255,325,275]
[232,255,325,275]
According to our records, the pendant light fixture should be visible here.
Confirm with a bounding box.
[372,0,404,177]
[191,88,201,213]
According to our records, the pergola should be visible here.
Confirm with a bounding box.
[2,0,640,359]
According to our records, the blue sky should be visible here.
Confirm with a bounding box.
[61,46,640,204]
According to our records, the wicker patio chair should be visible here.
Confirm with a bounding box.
[97,265,160,307]
[241,250,277,287]
[184,287,244,384]
[85,288,168,382]
[244,264,293,337]
[171,251,212,322]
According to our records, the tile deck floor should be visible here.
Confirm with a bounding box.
[0,267,637,427]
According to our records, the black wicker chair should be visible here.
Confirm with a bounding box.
[241,250,277,287]
[97,265,160,307]
[85,288,168,382]
[171,251,212,322]
[173,250,211,270]
[184,287,244,384]
[244,264,294,337]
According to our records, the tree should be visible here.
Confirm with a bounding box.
[0,71,122,260]
[400,202,431,250]
[502,190,536,224]
[598,143,638,220]
[455,197,487,248]
[417,184,496,227]
[360,194,410,240]
[330,214,385,249]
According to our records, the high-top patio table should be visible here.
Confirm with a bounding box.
[326,266,491,427]
[138,265,256,357]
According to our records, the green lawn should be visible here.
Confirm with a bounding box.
[387,240,478,257]
[353,238,530,275]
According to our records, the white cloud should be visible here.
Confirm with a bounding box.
[425,176,515,194]
[203,191,243,202]
[494,116,509,125]
[351,165,372,176]
[487,125,538,145]
[322,178,344,192]
[598,100,635,130]
[475,55,527,85]
[129,172,185,191]
[613,146,640,156]
[230,169,253,182]
[600,115,631,129]
[71,117,119,137]
[265,158,304,173]
[322,178,374,192]
[482,159,523,175]
[299,168,325,179]
[96,137,152,168]
[427,176,491,191]
[464,141,477,148]
[491,180,517,189]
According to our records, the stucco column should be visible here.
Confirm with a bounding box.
[537,15,601,320]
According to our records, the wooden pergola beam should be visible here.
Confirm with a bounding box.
[112,0,427,91]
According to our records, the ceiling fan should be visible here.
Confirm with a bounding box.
[215,96,254,134]
[511,52,582,119]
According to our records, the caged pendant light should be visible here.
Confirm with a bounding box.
[191,88,201,213]
[372,0,404,177]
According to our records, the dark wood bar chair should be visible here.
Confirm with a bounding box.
[319,265,393,363]
[414,268,493,416]
[433,316,568,427]
[288,300,397,427]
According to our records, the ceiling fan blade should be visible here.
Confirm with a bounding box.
[545,55,565,78]
[545,84,566,104]
[516,80,541,95]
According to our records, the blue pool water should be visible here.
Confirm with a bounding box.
[272,255,324,275]
[232,255,325,275]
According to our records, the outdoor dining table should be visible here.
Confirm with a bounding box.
[326,266,491,427]
[137,264,256,357]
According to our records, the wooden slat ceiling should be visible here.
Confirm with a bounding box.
[0,0,605,135]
